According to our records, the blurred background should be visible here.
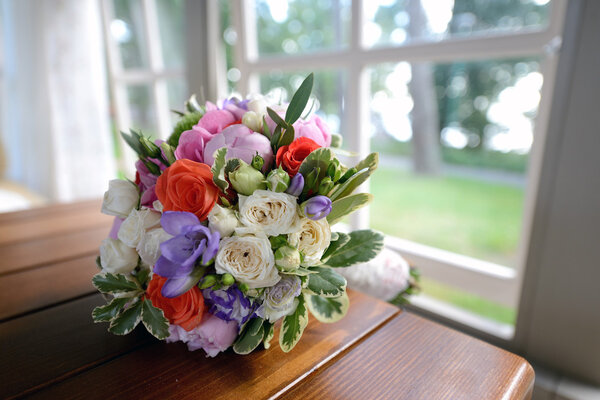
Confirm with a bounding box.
[1,1,599,395]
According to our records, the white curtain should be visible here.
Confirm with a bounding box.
[1,0,116,202]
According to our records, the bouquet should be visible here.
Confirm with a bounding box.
[93,74,383,356]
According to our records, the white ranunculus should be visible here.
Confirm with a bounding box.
[247,97,267,116]
[288,217,331,267]
[238,190,301,236]
[137,228,172,266]
[257,275,302,323]
[208,204,240,237]
[242,111,263,132]
[100,237,139,274]
[118,208,161,248]
[215,234,280,289]
[101,179,139,219]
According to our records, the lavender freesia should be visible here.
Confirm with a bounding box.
[202,285,255,328]
[286,173,304,197]
[302,195,332,220]
[155,211,220,298]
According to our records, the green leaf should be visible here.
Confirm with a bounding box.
[324,229,385,268]
[329,153,379,201]
[211,147,229,193]
[108,299,143,335]
[285,73,314,125]
[280,267,317,276]
[306,292,350,323]
[262,321,275,350]
[92,297,130,322]
[278,125,295,147]
[134,268,151,287]
[326,193,373,226]
[267,107,288,128]
[141,299,169,340]
[297,148,334,195]
[321,232,350,262]
[120,130,144,156]
[306,267,346,298]
[270,125,282,148]
[233,317,265,355]
[92,273,140,294]
[279,295,308,353]
[262,115,272,139]
[168,110,203,147]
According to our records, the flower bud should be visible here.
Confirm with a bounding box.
[327,159,342,182]
[251,154,264,171]
[301,195,332,220]
[338,167,357,184]
[318,177,334,196]
[269,234,288,249]
[143,160,161,175]
[275,245,301,271]
[228,161,267,196]
[242,111,263,132]
[286,173,304,197]
[221,273,235,286]
[160,142,176,165]
[140,136,161,158]
[247,97,267,115]
[208,204,239,237]
[266,167,290,192]
[238,282,250,293]
[330,133,343,148]
[304,167,320,192]
[199,274,218,289]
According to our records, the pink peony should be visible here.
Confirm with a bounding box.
[203,124,273,171]
[294,115,332,147]
[174,130,206,163]
[166,313,238,357]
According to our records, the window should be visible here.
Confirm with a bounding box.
[224,0,566,337]
[101,0,188,176]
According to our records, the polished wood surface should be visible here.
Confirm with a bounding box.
[0,202,534,399]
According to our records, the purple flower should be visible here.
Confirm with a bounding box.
[202,285,255,328]
[155,211,220,298]
[302,195,332,220]
[203,124,273,172]
[108,217,124,240]
[286,173,304,197]
[135,159,162,209]
[166,314,238,357]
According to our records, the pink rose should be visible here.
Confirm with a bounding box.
[174,130,206,163]
[167,314,238,357]
[203,124,273,171]
[294,115,332,147]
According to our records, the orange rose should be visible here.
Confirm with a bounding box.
[146,275,204,331]
[156,159,219,221]
[276,137,321,176]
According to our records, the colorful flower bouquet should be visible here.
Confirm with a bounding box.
[93,74,383,356]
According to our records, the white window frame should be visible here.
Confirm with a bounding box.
[100,0,186,176]
[229,0,568,338]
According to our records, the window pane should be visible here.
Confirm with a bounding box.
[368,58,542,267]
[255,0,351,56]
[127,84,157,137]
[364,0,551,48]
[258,69,346,142]
[111,0,149,69]
[155,0,186,69]
[166,78,188,127]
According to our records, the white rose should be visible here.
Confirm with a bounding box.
[242,111,263,132]
[137,228,172,266]
[215,234,280,289]
[288,217,331,267]
[256,275,302,323]
[208,204,240,237]
[118,208,162,248]
[101,179,139,219]
[99,237,139,274]
[238,190,301,236]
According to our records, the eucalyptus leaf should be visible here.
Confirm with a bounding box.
[267,107,288,127]
[279,295,308,353]
[270,125,282,148]
[92,273,140,294]
[92,297,130,323]
[262,115,272,139]
[285,73,314,125]
[233,317,265,355]
[108,299,143,335]
[211,148,229,193]
[306,291,350,323]
[321,232,350,262]
[141,299,169,340]
[324,229,384,268]
[278,125,295,148]
[326,193,373,226]
[306,267,346,298]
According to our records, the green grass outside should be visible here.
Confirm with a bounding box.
[369,167,524,323]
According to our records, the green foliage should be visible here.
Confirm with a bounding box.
[211,148,229,193]
[120,129,144,156]
[306,267,346,298]
[141,299,170,340]
[262,321,275,350]
[92,273,141,295]
[168,111,203,147]
[306,291,349,323]
[322,232,350,261]
[329,153,378,201]
[279,295,308,353]
[285,73,314,125]
[92,297,130,323]
[233,317,266,355]
[108,299,143,336]
[281,267,317,276]
[324,230,384,268]
[326,193,373,226]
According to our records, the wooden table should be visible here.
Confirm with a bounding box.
[0,200,535,399]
